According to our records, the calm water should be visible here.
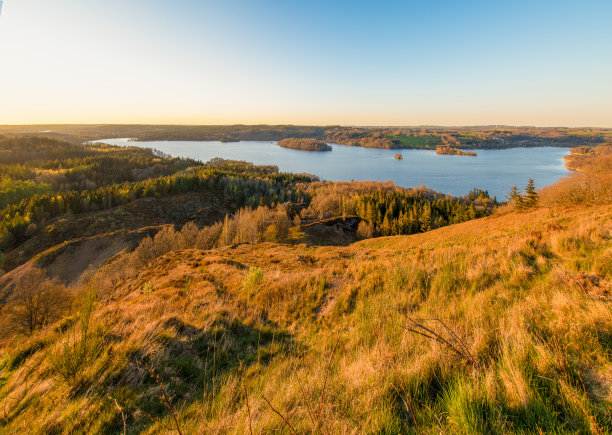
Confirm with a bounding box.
[98,138,570,199]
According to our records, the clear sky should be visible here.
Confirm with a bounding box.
[0,0,611,126]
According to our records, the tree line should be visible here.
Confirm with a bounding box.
[344,190,492,236]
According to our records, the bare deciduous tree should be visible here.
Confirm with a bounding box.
[6,269,70,335]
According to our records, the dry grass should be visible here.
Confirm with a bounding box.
[539,143,612,207]
[0,203,610,433]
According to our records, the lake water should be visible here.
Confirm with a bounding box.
[98,138,570,199]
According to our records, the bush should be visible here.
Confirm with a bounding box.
[242,267,263,294]
[357,221,375,239]
[132,225,184,267]
[179,221,199,247]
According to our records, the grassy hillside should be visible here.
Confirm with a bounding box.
[0,202,610,433]
[0,141,610,433]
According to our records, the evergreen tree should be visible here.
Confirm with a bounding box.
[420,204,432,232]
[524,178,538,208]
[506,185,524,210]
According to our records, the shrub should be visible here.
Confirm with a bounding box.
[242,267,263,294]
[132,225,185,267]
[219,205,291,246]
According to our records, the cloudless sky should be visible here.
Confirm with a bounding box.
[0,0,611,126]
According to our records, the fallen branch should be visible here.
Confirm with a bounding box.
[389,306,476,365]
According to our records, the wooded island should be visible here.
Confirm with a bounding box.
[277,138,332,151]
[436,146,478,156]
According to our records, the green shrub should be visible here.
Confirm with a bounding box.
[242,267,263,294]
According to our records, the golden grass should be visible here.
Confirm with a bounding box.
[0,203,610,433]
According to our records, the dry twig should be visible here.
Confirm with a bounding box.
[262,394,298,434]
[390,306,476,365]
[106,394,126,435]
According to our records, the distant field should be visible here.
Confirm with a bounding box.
[387,134,442,149]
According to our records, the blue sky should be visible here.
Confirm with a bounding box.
[0,0,611,126]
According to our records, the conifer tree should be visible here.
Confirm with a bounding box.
[506,185,524,210]
[524,178,538,208]
[420,204,432,231]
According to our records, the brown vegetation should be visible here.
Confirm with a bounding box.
[0,202,609,433]
[539,143,612,207]
[1,269,70,336]
[564,144,612,175]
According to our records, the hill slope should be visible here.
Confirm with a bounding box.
[0,203,610,433]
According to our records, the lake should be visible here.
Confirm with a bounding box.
[98,138,570,199]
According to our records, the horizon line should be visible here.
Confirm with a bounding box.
[2,123,612,130]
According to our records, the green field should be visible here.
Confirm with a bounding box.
[386,134,442,149]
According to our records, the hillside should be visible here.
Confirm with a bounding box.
[0,201,610,433]
[0,140,610,433]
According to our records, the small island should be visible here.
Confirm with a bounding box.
[436,146,477,156]
[278,138,332,151]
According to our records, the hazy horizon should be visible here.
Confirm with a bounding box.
[1,0,611,126]
[1,123,612,129]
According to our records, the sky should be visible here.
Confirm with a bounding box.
[0,0,611,127]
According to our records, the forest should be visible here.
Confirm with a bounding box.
[0,137,314,253]
[0,136,493,270]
